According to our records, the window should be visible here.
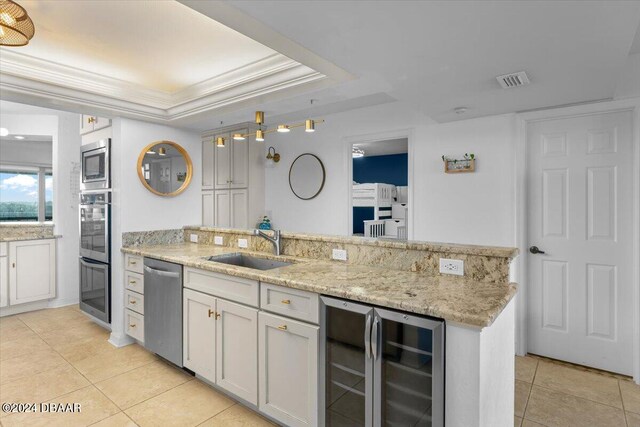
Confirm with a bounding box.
[0,168,53,222]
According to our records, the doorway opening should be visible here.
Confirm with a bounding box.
[350,138,408,239]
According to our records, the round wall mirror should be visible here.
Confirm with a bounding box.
[137,141,193,197]
[289,153,326,200]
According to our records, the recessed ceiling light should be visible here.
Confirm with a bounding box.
[0,128,8,136]
[453,107,468,115]
[14,135,25,139]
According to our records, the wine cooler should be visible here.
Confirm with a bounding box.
[320,297,444,427]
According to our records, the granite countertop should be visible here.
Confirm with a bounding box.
[122,243,517,328]
[0,235,61,242]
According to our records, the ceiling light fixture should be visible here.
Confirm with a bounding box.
[213,110,324,146]
[454,107,468,114]
[14,135,24,139]
[352,147,365,158]
[0,0,35,47]
[0,127,8,136]
[305,119,315,132]
[158,147,167,156]
[146,148,156,154]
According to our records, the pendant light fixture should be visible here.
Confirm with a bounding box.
[211,109,324,146]
[158,147,167,156]
[0,0,35,47]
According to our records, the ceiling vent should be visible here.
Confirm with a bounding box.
[496,71,530,89]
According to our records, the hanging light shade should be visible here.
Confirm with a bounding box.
[277,125,290,133]
[305,119,315,132]
[255,111,264,125]
[0,0,35,47]
[158,147,167,156]
[256,129,265,142]
[232,133,245,141]
[216,137,225,148]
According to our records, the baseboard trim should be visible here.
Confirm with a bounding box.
[0,300,49,316]
[47,298,79,308]
[109,331,134,348]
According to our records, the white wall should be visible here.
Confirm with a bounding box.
[0,108,81,307]
[109,117,200,346]
[265,101,517,247]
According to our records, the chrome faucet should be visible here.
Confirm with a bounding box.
[254,229,281,256]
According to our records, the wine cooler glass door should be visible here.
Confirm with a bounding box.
[372,308,444,427]
[321,297,374,427]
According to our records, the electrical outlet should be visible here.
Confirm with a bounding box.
[439,258,464,276]
[189,234,198,243]
[332,249,348,261]
[238,238,248,249]
[214,236,224,245]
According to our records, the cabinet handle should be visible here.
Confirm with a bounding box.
[129,280,136,284]
[208,309,215,318]
[12,262,15,268]
[215,312,221,320]
[129,300,136,305]
[277,325,287,331]
[129,261,137,265]
[129,324,136,328]
[281,299,291,305]
[87,117,96,124]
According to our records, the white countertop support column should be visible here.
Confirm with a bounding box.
[445,299,515,427]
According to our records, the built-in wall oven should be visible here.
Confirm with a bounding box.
[81,139,110,191]
[79,190,111,323]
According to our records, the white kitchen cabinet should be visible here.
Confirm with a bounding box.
[80,115,111,135]
[0,244,7,308]
[8,239,56,305]
[216,298,258,405]
[214,190,231,228]
[202,190,214,226]
[202,137,214,189]
[214,129,248,190]
[213,189,248,228]
[259,311,319,427]
[183,288,217,384]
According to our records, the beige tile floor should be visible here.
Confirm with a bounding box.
[1,306,639,426]
[515,355,640,427]
[0,306,274,427]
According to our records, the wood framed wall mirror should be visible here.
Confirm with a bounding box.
[137,141,193,197]
[289,153,326,200]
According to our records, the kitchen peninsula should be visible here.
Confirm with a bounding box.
[121,226,518,427]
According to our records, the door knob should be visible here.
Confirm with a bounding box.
[529,246,545,254]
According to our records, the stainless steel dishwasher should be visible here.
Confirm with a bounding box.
[143,258,183,367]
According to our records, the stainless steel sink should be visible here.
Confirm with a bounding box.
[206,253,294,270]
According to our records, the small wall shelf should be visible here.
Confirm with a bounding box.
[442,155,475,174]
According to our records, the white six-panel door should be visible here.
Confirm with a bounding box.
[527,110,633,375]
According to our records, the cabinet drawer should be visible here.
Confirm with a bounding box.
[125,309,144,342]
[125,254,143,274]
[125,271,144,294]
[184,267,258,307]
[125,290,144,315]
[260,283,319,324]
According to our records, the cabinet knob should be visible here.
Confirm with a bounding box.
[129,324,136,328]
[129,300,136,305]
[277,325,288,331]
[281,299,291,305]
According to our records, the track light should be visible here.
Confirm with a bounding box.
[305,119,315,132]
[216,137,225,148]
[233,133,245,141]
[277,125,290,133]
[158,147,166,156]
[256,130,265,142]
[255,111,264,125]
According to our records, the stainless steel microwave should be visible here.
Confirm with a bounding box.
[81,139,110,190]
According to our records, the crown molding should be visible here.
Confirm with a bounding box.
[0,49,326,122]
